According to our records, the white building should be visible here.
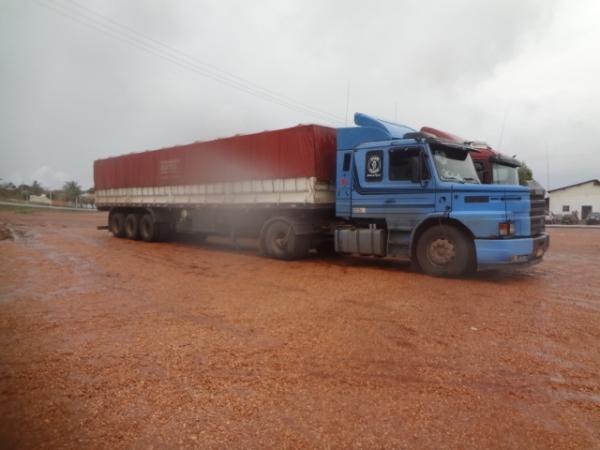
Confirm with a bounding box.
[29,194,51,205]
[548,179,600,219]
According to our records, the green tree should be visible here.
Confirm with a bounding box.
[0,181,15,190]
[518,161,533,186]
[31,180,44,196]
[0,180,17,199]
[18,184,31,200]
[62,181,82,202]
[51,189,66,201]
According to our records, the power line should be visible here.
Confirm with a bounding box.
[35,0,343,124]
[32,0,345,124]
[62,0,345,124]
[61,0,343,123]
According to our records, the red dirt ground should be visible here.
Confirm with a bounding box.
[0,210,599,449]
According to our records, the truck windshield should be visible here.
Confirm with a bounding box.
[492,162,519,185]
[431,144,480,184]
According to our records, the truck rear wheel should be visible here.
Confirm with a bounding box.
[265,221,309,260]
[109,212,126,238]
[139,213,158,242]
[125,213,140,240]
[416,225,474,277]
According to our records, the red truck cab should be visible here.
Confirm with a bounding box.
[420,127,521,185]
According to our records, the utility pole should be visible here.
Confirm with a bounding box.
[344,81,350,126]
[546,148,550,191]
[497,104,511,150]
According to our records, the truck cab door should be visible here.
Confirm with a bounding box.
[351,145,436,252]
[384,146,436,230]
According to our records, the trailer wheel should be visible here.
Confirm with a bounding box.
[139,213,158,242]
[125,213,140,240]
[265,221,309,260]
[109,212,126,238]
[416,225,474,277]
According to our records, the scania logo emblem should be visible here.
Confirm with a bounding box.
[367,156,381,174]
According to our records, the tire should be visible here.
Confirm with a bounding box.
[139,213,158,242]
[416,225,474,277]
[109,212,126,238]
[265,221,309,260]
[125,213,140,240]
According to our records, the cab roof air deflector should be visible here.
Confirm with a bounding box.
[337,113,417,150]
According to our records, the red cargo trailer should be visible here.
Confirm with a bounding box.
[94,124,338,259]
[95,124,336,190]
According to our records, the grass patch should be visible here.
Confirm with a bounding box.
[0,204,39,214]
[0,203,99,214]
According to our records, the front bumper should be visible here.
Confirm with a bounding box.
[474,234,550,267]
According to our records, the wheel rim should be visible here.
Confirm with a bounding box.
[273,231,288,250]
[140,218,151,238]
[427,238,456,266]
[270,224,292,253]
[111,216,122,234]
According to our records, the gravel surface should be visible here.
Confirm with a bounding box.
[0,210,599,449]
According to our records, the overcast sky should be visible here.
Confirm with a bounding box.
[1,0,599,190]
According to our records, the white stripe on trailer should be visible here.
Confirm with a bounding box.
[95,176,335,207]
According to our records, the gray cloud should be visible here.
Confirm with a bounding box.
[0,0,597,190]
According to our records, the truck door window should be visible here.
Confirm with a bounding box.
[389,148,426,181]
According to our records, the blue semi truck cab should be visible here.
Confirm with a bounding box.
[332,113,549,276]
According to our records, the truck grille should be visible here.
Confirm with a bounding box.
[530,190,545,236]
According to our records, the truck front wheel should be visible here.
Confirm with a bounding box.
[109,212,126,238]
[416,225,474,277]
[265,221,309,260]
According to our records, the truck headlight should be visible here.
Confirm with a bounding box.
[499,221,515,237]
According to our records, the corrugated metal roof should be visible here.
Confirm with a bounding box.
[548,179,600,193]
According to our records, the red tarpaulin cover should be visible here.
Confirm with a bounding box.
[94,125,337,190]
